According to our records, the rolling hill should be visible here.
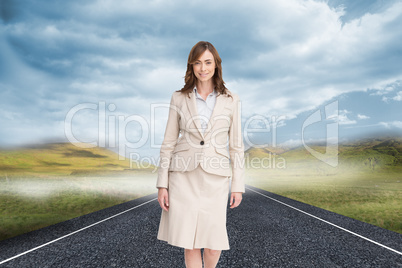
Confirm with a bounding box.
[245,136,402,171]
[0,143,154,177]
[1,137,401,177]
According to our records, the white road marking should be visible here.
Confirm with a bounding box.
[0,198,157,265]
[246,187,402,256]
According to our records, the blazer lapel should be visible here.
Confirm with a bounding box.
[185,91,204,138]
[204,94,228,135]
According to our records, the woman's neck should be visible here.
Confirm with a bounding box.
[196,80,214,95]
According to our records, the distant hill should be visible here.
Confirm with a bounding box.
[3,137,401,177]
[244,146,288,159]
[245,137,402,170]
[339,137,402,168]
[0,143,154,176]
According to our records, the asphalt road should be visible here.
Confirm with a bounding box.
[0,185,401,267]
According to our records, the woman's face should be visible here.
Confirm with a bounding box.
[193,49,215,83]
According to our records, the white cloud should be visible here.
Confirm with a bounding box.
[357,114,370,120]
[392,91,402,101]
[280,138,302,148]
[331,110,356,125]
[369,80,401,96]
[380,121,402,129]
[338,116,357,125]
[381,90,402,102]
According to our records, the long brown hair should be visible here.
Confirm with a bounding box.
[178,41,230,97]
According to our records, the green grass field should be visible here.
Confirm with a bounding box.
[0,143,157,241]
[246,168,401,233]
[245,137,402,234]
[0,174,157,241]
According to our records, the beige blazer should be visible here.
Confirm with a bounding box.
[156,89,245,193]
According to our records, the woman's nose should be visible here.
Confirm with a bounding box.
[200,63,206,71]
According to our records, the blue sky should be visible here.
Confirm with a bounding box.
[1,0,402,159]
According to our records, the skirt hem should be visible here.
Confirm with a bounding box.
[157,237,230,251]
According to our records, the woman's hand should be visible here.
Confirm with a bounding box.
[229,192,243,209]
[158,188,169,212]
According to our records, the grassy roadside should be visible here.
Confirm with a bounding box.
[0,173,157,241]
[246,165,402,234]
[0,193,135,241]
[0,143,159,241]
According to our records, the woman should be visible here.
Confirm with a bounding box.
[156,41,245,268]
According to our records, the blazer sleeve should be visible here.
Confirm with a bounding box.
[228,94,245,193]
[156,93,180,189]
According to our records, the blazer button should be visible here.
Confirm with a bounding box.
[200,141,204,145]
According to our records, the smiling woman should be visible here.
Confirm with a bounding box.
[156,41,245,268]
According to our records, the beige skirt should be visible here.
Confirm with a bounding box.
[157,165,230,250]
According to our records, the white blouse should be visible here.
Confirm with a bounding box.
[193,87,217,134]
